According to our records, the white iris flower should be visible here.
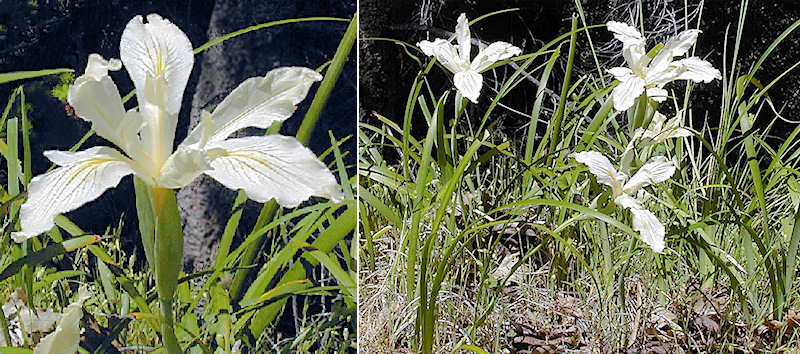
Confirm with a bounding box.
[12,14,343,241]
[574,151,676,253]
[606,21,721,111]
[33,286,90,354]
[620,110,693,169]
[635,110,693,144]
[417,13,522,103]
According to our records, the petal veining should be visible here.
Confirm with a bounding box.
[204,136,343,207]
[456,13,471,62]
[12,147,134,241]
[120,13,193,115]
[183,67,322,147]
[453,70,482,103]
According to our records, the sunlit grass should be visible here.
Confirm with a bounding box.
[359,1,800,352]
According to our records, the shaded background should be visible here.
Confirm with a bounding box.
[360,0,800,147]
[0,0,356,343]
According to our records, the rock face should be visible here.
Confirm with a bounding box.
[179,0,356,271]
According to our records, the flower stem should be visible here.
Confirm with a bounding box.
[159,297,181,354]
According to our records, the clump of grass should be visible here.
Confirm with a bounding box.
[359,1,800,352]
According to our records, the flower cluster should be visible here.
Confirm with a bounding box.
[574,22,719,253]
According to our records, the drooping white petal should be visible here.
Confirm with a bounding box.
[182,67,322,147]
[671,56,722,82]
[470,41,522,72]
[607,21,645,47]
[611,76,645,111]
[615,194,665,253]
[608,67,633,81]
[622,156,676,194]
[120,13,194,115]
[453,70,482,103]
[574,151,626,192]
[646,87,669,102]
[12,147,135,241]
[649,29,700,74]
[417,39,468,73]
[647,56,720,86]
[204,136,343,207]
[455,13,471,62]
[68,54,142,153]
[33,287,89,354]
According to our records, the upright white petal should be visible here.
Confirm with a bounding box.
[417,39,467,73]
[611,76,645,111]
[642,111,692,144]
[607,21,645,47]
[615,194,665,253]
[622,43,650,76]
[33,287,89,354]
[622,156,676,194]
[204,136,343,207]
[12,147,135,241]
[158,146,214,188]
[455,13,471,62]
[82,53,122,80]
[68,54,142,153]
[453,70,482,103]
[574,151,626,192]
[649,29,700,74]
[470,41,522,72]
[182,67,322,147]
[120,14,194,115]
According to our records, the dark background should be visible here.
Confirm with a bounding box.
[0,0,356,273]
[360,0,800,146]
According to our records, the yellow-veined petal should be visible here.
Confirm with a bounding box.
[120,13,193,115]
[611,76,645,111]
[204,136,343,207]
[648,29,700,74]
[182,67,322,147]
[12,147,135,241]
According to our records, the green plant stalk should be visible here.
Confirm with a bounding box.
[133,184,183,353]
[7,117,18,199]
[297,14,356,144]
[547,15,577,160]
[419,138,483,354]
[406,93,446,299]
[229,14,356,302]
[19,88,31,185]
[152,187,183,354]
